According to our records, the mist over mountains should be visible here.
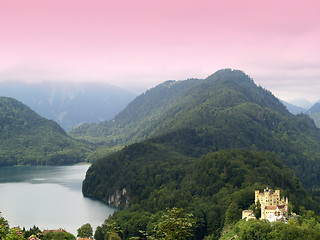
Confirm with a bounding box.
[282,101,320,128]
[1,79,319,132]
[0,81,136,131]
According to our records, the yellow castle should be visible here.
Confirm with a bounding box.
[243,188,289,222]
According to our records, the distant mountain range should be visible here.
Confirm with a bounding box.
[282,101,320,127]
[307,102,320,114]
[305,103,320,127]
[0,81,136,131]
[282,101,307,114]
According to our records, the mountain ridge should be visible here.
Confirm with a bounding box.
[70,77,201,144]
[0,96,93,166]
[70,69,289,144]
[80,69,320,187]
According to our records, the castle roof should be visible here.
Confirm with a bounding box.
[265,206,277,210]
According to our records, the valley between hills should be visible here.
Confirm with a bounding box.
[1,69,320,239]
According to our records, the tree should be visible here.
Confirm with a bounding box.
[150,208,195,240]
[77,223,93,238]
[42,231,76,240]
[23,226,41,239]
[237,219,272,240]
[225,202,240,225]
[94,226,104,240]
[0,212,9,239]
[249,201,261,219]
[105,222,122,240]
[255,201,261,219]
[5,227,25,240]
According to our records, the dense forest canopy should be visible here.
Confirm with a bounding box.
[85,148,320,239]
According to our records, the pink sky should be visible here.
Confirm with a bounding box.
[0,0,320,104]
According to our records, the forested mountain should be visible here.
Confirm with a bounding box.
[0,97,94,166]
[69,78,200,144]
[82,69,320,186]
[82,69,320,239]
[0,81,136,131]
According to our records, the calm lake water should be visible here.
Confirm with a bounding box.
[0,164,115,236]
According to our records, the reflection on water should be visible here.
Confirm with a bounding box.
[0,165,115,235]
[0,165,86,191]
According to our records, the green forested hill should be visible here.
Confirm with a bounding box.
[69,78,200,145]
[70,69,288,144]
[133,69,290,143]
[82,69,320,239]
[0,97,94,165]
[84,147,319,239]
[85,69,320,186]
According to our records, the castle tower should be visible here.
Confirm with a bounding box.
[254,190,260,204]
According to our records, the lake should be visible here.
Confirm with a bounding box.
[0,164,115,236]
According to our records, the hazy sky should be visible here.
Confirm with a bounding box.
[0,0,320,104]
